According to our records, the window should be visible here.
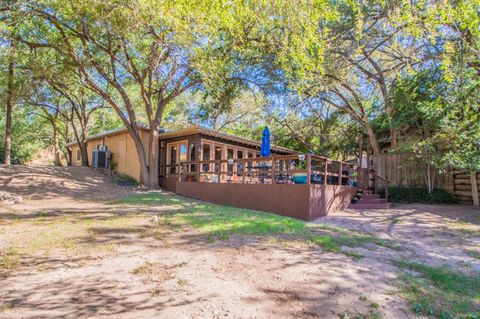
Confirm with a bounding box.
[179,143,187,162]
[76,149,81,161]
[227,148,234,173]
[237,149,244,159]
[169,145,177,174]
[247,151,254,170]
[237,149,244,174]
[189,143,197,172]
[189,143,196,161]
[214,145,222,172]
[166,140,188,175]
[202,143,211,172]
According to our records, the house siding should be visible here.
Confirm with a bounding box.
[70,130,150,182]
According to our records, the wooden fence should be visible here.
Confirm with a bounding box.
[453,171,480,205]
[371,153,479,205]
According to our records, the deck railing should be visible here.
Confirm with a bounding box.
[160,154,356,186]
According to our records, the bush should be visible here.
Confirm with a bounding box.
[112,173,139,186]
[381,186,458,204]
[109,160,118,172]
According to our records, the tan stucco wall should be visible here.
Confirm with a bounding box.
[70,130,150,183]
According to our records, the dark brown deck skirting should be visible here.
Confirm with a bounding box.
[174,182,357,221]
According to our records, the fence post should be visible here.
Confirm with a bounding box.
[242,159,246,184]
[324,160,328,185]
[306,154,311,185]
[271,156,276,184]
[338,161,342,185]
[471,172,479,206]
[196,160,200,182]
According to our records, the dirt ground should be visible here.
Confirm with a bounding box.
[0,165,479,319]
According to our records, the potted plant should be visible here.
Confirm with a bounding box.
[293,155,308,184]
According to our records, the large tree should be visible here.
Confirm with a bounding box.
[2,38,15,164]
[5,0,339,187]
[5,0,293,186]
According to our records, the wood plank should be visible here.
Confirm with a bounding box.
[457,195,473,202]
[455,190,473,197]
[471,173,479,206]
[454,178,472,185]
[455,184,472,191]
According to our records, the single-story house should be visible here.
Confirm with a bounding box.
[67,126,295,184]
[68,125,360,220]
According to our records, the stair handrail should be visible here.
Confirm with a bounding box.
[368,170,390,202]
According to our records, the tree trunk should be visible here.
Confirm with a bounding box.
[80,142,89,166]
[148,128,160,188]
[64,124,72,166]
[128,128,150,186]
[52,115,62,166]
[386,105,397,149]
[63,149,72,166]
[3,40,15,165]
[366,125,381,155]
[390,127,397,149]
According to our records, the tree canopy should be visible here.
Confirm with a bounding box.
[0,0,478,187]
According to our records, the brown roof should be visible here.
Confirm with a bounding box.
[158,126,297,154]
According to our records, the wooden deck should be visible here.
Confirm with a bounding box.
[159,154,361,220]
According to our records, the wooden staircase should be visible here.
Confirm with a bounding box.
[348,190,393,209]
[349,168,393,209]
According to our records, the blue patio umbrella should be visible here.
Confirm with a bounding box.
[260,127,271,157]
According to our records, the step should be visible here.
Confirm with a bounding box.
[348,202,393,209]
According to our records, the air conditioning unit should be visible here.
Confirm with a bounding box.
[92,150,110,169]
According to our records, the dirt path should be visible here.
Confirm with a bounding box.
[0,165,478,318]
[322,204,480,274]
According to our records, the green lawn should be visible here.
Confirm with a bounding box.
[395,260,480,318]
[114,191,398,256]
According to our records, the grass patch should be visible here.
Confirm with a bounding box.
[394,259,480,318]
[132,261,155,275]
[113,192,186,206]
[385,217,400,224]
[112,173,139,187]
[114,192,398,258]
[0,213,147,259]
[0,247,20,271]
[314,224,401,251]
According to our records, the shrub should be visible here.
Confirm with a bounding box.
[381,186,458,204]
[109,160,118,172]
[112,173,139,186]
